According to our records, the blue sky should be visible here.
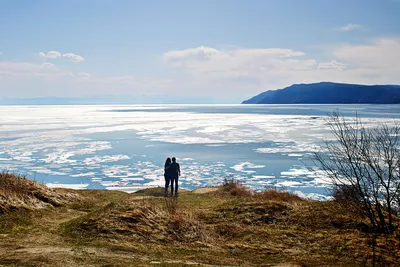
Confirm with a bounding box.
[1,0,400,103]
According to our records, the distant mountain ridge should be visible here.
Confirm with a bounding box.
[242,82,400,104]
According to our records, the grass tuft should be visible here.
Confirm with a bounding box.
[0,172,80,214]
[257,189,303,202]
[218,178,252,197]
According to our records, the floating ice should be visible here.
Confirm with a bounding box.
[105,185,158,193]
[120,177,145,181]
[83,155,130,165]
[252,175,276,179]
[276,181,303,187]
[231,162,265,172]
[0,105,397,198]
[46,183,89,189]
[71,172,96,177]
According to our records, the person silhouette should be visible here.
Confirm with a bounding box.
[169,157,181,197]
[164,157,171,197]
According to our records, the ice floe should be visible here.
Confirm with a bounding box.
[231,162,265,172]
[46,183,89,189]
[70,172,96,177]
[83,155,130,165]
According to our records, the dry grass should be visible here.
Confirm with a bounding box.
[62,196,212,245]
[0,172,80,213]
[218,178,253,197]
[217,179,302,202]
[257,189,303,202]
[164,196,180,215]
[285,200,366,230]
[1,175,400,266]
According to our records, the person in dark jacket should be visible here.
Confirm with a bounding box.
[168,157,181,197]
[164,157,171,197]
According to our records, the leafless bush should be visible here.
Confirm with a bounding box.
[331,184,362,204]
[314,112,400,234]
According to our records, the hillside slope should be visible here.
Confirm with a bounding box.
[242,82,400,104]
[0,174,399,266]
[0,172,80,213]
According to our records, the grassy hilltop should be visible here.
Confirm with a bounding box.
[0,172,399,266]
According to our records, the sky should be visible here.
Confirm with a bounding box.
[0,0,400,103]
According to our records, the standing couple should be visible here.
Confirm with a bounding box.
[164,157,181,197]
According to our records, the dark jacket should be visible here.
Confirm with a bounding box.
[164,163,170,178]
[168,162,180,178]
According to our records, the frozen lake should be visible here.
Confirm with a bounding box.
[1,104,399,200]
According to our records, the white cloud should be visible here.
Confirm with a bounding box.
[0,62,59,75]
[161,38,400,96]
[39,51,62,59]
[164,46,312,80]
[164,46,220,60]
[333,38,400,69]
[164,46,305,63]
[318,60,347,70]
[0,60,170,97]
[39,51,84,63]
[62,53,84,63]
[339,23,362,31]
[2,37,400,99]
[77,72,91,79]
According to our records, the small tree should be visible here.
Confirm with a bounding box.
[314,112,400,234]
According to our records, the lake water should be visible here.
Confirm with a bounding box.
[1,104,399,200]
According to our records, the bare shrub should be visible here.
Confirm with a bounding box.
[331,184,362,204]
[314,112,400,234]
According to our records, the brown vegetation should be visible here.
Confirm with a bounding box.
[0,172,80,213]
[218,178,253,197]
[64,197,211,244]
[0,173,399,266]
